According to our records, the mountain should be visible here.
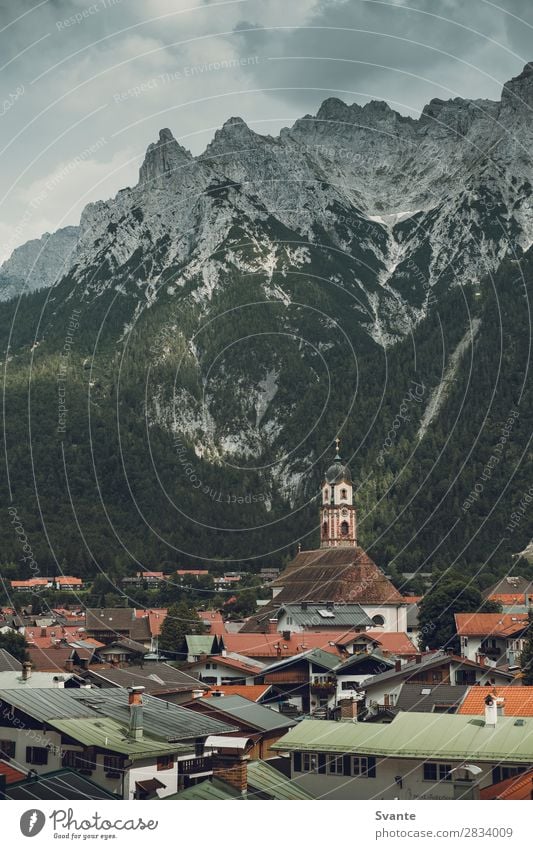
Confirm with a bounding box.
[0,226,79,301]
[1,65,533,585]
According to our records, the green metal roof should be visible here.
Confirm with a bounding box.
[272,713,533,763]
[186,635,217,655]
[261,648,339,676]
[163,778,240,800]
[246,760,314,799]
[49,717,191,760]
[278,604,373,629]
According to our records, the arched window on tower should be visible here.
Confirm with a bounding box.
[341,488,347,500]
[323,488,329,503]
[322,521,328,538]
[340,520,349,536]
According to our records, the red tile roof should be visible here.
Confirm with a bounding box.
[204,684,272,701]
[0,759,26,785]
[454,612,529,637]
[365,631,418,655]
[223,631,361,659]
[480,769,533,800]
[191,654,263,675]
[401,596,423,603]
[458,686,533,717]
[489,594,533,605]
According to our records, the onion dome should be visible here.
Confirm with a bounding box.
[324,439,352,484]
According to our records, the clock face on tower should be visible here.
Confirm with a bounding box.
[341,508,349,517]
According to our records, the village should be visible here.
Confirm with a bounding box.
[0,446,532,801]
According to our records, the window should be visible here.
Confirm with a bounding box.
[104,755,124,774]
[323,488,329,502]
[423,762,452,782]
[372,614,385,626]
[328,755,344,775]
[341,680,359,690]
[0,740,15,759]
[455,670,476,685]
[302,753,318,772]
[157,755,174,771]
[340,521,349,536]
[352,756,368,775]
[322,522,328,538]
[492,765,526,783]
[431,671,443,683]
[26,746,48,766]
[205,663,218,670]
[341,488,347,500]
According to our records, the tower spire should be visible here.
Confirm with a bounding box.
[320,441,356,548]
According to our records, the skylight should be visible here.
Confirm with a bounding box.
[317,609,335,618]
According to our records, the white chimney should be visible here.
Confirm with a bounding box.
[21,662,32,681]
[484,693,504,727]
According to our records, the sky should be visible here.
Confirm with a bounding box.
[0,0,532,261]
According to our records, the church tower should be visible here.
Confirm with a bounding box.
[320,439,357,548]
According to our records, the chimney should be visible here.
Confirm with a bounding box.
[128,686,145,740]
[65,658,74,673]
[21,661,32,681]
[191,688,204,699]
[395,659,402,672]
[211,752,249,795]
[484,693,504,727]
[267,618,278,634]
[415,654,422,664]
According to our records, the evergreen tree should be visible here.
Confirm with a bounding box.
[158,602,206,660]
[0,631,29,663]
[417,579,500,652]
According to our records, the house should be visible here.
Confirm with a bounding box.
[10,578,52,592]
[0,758,26,786]
[272,708,533,799]
[356,650,514,718]
[334,651,396,705]
[241,446,407,633]
[458,685,533,717]
[85,608,152,647]
[182,653,264,686]
[83,662,209,704]
[167,754,313,800]
[483,575,533,603]
[455,612,529,667]
[97,638,150,664]
[0,685,235,799]
[53,576,83,590]
[268,602,373,634]
[185,634,223,662]
[255,648,340,715]
[185,694,296,759]
[480,768,533,800]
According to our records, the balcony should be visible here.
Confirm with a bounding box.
[177,756,211,775]
[310,679,336,695]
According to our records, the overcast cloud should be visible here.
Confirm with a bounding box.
[0,0,531,259]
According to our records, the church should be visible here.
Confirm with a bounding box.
[242,441,407,633]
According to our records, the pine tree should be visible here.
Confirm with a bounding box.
[158,602,206,660]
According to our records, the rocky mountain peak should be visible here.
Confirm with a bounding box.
[202,115,270,160]
[138,127,193,188]
[501,61,533,108]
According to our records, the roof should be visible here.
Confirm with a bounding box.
[395,683,469,713]
[455,612,529,637]
[480,769,533,800]
[275,603,373,629]
[335,650,395,674]
[223,631,361,659]
[0,671,74,688]
[246,759,314,799]
[489,594,533,605]
[0,769,117,800]
[273,712,533,762]
[241,547,405,631]
[484,576,533,598]
[0,649,22,672]
[197,654,264,675]
[365,631,418,655]
[194,695,297,732]
[87,662,207,694]
[166,778,240,800]
[204,685,272,701]
[27,646,74,671]
[261,647,341,676]
[358,650,514,690]
[0,687,236,754]
[0,758,26,784]
[185,635,218,655]
[459,686,533,717]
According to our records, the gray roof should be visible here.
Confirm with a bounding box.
[359,650,514,690]
[0,649,22,672]
[0,671,74,688]
[0,687,235,742]
[261,647,340,676]
[276,603,373,629]
[394,683,469,713]
[87,662,208,693]
[197,695,296,732]
[334,650,395,674]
